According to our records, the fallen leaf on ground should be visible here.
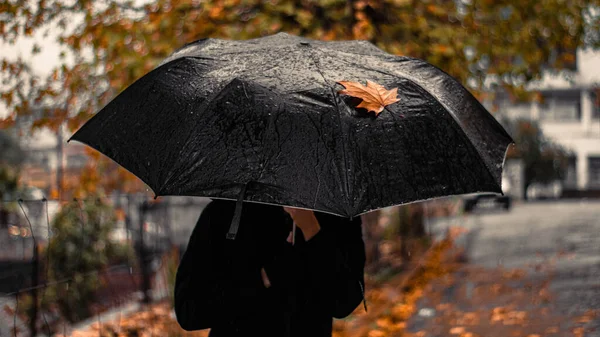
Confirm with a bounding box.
[391,303,414,320]
[376,317,393,329]
[575,310,597,323]
[457,312,480,325]
[573,327,585,337]
[450,326,465,334]
[368,329,386,337]
[503,269,526,280]
[437,303,452,311]
[390,321,406,331]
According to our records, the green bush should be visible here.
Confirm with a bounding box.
[45,197,135,323]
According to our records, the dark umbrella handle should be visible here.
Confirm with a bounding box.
[226,184,248,240]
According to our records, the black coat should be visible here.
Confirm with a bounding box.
[174,200,366,337]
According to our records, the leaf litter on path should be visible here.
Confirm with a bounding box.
[403,250,598,337]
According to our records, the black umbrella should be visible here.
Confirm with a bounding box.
[70,32,512,238]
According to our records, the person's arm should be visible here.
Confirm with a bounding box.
[280,208,366,318]
[174,202,262,331]
[303,214,366,318]
[259,209,301,288]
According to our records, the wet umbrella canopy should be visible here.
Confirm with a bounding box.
[70,32,513,228]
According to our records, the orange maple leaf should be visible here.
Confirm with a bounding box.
[337,80,400,115]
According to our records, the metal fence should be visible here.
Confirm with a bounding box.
[0,195,209,337]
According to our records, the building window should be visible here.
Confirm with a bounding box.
[588,157,600,187]
[563,156,577,188]
[540,91,581,121]
[592,91,600,120]
[540,101,581,121]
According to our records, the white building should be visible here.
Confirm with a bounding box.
[495,49,600,195]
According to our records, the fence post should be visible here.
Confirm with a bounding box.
[29,242,39,337]
[138,201,151,304]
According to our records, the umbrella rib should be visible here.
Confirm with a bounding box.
[305,47,352,216]
[381,107,419,195]
[319,49,505,195]
[338,54,506,190]
[255,98,284,184]
[158,77,240,193]
[386,60,504,189]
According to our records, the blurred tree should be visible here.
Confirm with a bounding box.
[504,118,571,199]
[397,204,426,261]
[361,209,382,271]
[43,198,135,324]
[0,130,25,167]
[1,0,598,267]
[0,165,19,201]
[1,0,598,197]
[0,130,25,224]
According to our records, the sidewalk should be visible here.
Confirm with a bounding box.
[405,203,600,337]
[405,262,596,337]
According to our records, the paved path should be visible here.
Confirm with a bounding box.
[408,200,600,337]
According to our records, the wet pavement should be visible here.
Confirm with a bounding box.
[408,200,600,337]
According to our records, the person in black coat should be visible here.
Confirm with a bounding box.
[174,199,366,337]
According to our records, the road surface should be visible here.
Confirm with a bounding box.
[410,200,600,337]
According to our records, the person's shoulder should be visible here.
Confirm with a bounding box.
[195,199,235,227]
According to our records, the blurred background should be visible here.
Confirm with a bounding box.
[1,0,599,336]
